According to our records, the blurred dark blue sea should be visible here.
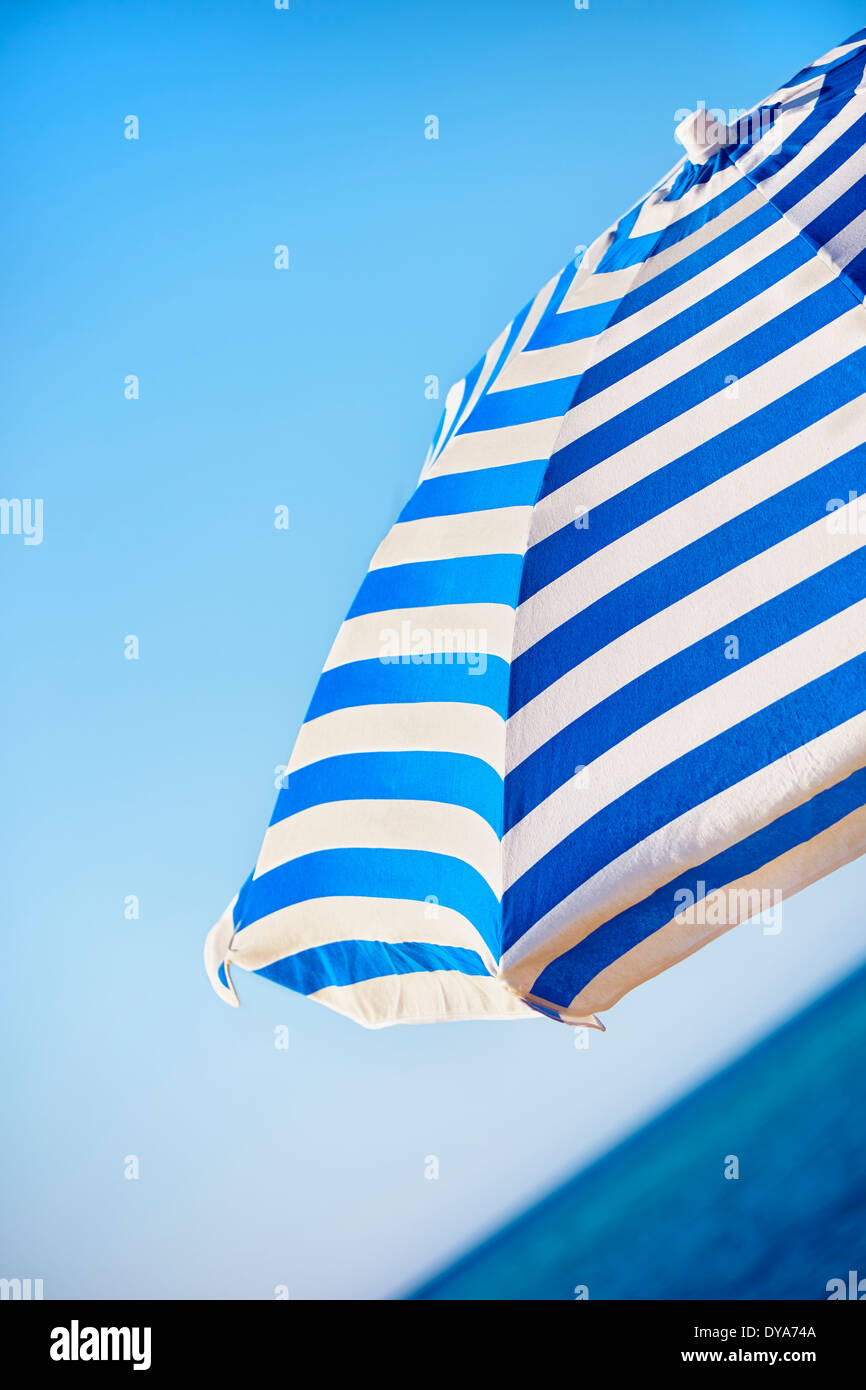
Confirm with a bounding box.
[411,961,866,1300]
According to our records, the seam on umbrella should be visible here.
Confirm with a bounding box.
[723,134,866,312]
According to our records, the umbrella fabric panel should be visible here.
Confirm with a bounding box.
[501,33,866,1019]
[205,261,606,1025]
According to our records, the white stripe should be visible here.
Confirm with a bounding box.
[428,274,562,474]
[566,255,834,436]
[585,123,866,369]
[554,79,862,328]
[442,324,511,451]
[505,599,866,885]
[559,188,769,315]
[554,146,865,387]
[517,313,865,654]
[808,40,866,66]
[369,505,532,569]
[323,603,515,670]
[495,271,566,374]
[518,391,866,680]
[733,81,823,179]
[225,895,498,973]
[777,129,866,229]
[501,709,866,981]
[584,219,800,371]
[309,971,552,1027]
[255,798,503,894]
[508,496,866,770]
[630,161,744,237]
[425,377,467,473]
[426,416,563,477]
[753,86,864,214]
[825,206,866,271]
[549,292,861,469]
[491,336,595,392]
[531,340,866,554]
[562,800,866,1016]
[289,702,505,775]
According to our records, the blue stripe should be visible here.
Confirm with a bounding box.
[258,939,492,995]
[232,871,254,928]
[571,237,811,406]
[842,243,866,300]
[241,847,501,953]
[772,109,866,213]
[455,376,582,434]
[778,40,866,89]
[750,55,866,185]
[521,346,866,605]
[665,151,727,202]
[435,298,534,455]
[540,277,853,501]
[596,179,754,274]
[305,653,510,720]
[513,440,866,712]
[428,384,461,462]
[506,545,866,830]
[597,202,779,334]
[720,106,783,164]
[531,762,866,1007]
[750,80,856,183]
[542,261,581,316]
[802,171,866,257]
[504,651,866,949]
[527,297,625,351]
[348,554,524,617]
[270,751,504,835]
[399,460,546,521]
[431,359,483,459]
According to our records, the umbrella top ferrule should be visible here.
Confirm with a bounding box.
[674,107,728,165]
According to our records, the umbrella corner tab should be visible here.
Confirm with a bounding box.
[204,899,240,1008]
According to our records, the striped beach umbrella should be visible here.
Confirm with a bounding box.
[206,29,866,1029]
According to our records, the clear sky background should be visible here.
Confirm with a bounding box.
[3,0,865,1300]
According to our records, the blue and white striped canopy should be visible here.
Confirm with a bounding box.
[206,30,866,1029]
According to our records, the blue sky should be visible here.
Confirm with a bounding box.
[2,0,865,1299]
